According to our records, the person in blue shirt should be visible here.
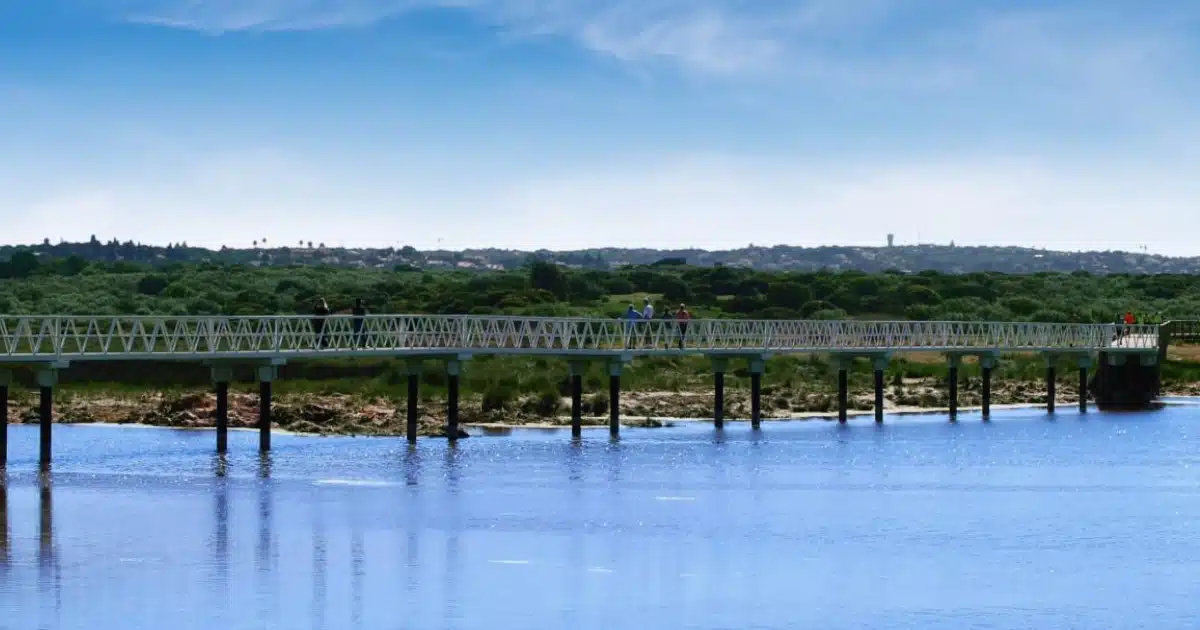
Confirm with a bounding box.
[624,304,641,348]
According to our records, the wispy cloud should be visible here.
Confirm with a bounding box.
[115,0,1197,95]
[114,0,910,75]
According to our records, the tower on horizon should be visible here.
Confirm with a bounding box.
[887,234,894,247]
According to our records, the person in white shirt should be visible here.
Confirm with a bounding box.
[639,297,655,347]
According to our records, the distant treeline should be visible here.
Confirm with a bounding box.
[0,254,1193,324]
[5,237,1200,274]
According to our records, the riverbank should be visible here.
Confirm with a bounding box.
[7,375,1191,437]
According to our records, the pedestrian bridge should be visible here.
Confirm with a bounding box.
[0,314,1169,466]
[0,315,1162,361]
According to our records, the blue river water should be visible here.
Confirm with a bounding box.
[3,404,1200,629]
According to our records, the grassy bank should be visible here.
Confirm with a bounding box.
[4,351,1199,436]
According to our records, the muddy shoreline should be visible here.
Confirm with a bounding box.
[5,377,1194,437]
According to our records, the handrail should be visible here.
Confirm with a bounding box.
[0,315,1160,360]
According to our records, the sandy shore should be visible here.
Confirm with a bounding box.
[4,376,1187,438]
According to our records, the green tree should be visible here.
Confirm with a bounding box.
[528,260,568,300]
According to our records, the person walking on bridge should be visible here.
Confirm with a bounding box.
[312,298,331,348]
[351,298,368,348]
[623,304,641,349]
[675,303,691,349]
[640,297,656,347]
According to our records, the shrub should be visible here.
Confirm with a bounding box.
[532,391,563,417]
[584,393,608,416]
[482,384,516,412]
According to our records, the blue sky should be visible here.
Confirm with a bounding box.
[2,0,1199,253]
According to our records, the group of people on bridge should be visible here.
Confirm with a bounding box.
[300,296,1162,352]
[308,295,694,350]
[311,297,369,348]
[1118,312,1162,326]
[624,297,691,349]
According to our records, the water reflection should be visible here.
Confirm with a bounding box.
[604,441,624,485]
[256,453,276,628]
[350,527,365,629]
[444,531,460,627]
[38,469,61,622]
[212,454,228,478]
[565,440,584,482]
[403,446,421,487]
[212,471,229,584]
[39,471,54,564]
[311,497,327,630]
[257,452,272,479]
[1,471,9,567]
[442,442,461,492]
[1,411,1199,629]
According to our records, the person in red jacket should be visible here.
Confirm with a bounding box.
[675,304,691,349]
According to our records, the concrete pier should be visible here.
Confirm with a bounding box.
[216,382,229,453]
[712,358,727,429]
[569,362,585,439]
[256,365,276,452]
[406,360,421,443]
[981,355,997,419]
[837,363,849,424]
[212,366,232,454]
[1078,358,1089,413]
[948,356,960,421]
[1092,352,1159,409]
[446,360,461,441]
[750,358,764,430]
[873,357,886,424]
[37,369,56,466]
[1046,362,1057,414]
[608,362,621,437]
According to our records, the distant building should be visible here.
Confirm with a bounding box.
[887,234,894,247]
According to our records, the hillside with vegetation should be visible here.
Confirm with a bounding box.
[0,254,1193,323]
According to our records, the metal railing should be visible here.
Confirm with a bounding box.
[1162,320,1200,343]
[0,315,1159,361]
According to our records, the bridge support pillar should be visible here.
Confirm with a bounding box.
[1078,356,1092,413]
[608,362,622,438]
[750,357,765,430]
[873,356,888,424]
[947,355,961,421]
[0,369,9,467]
[37,368,57,466]
[211,366,233,454]
[837,358,849,424]
[569,362,586,439]
[256,364,278,452]
[711,358,727,429]
[406,360,422,443]
[1045,356,1057,414]
[980,355,997,420]
[446,360,462,441]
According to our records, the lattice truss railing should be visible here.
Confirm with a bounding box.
[0,316,1160,358]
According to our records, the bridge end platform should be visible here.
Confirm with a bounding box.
[1091,351,1162,410]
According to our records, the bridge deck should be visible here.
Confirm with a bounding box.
[1109,334,1159,349]
[0,315,1160,363]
